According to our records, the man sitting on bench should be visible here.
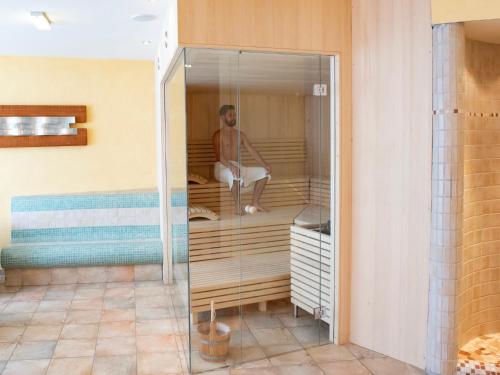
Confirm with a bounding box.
[213,104,271,215]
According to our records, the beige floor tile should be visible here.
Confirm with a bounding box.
[96,336,136,356]
[198,369,230,375]
[37,300,71,312]
[225,346,267,366]
[244,313,283,329]
[137,351,182,374]
[11,340,57,360]
[135,306,174,320]
[319,360,371,375]
[103,297,135,310]
[46,356,93,375]
[98,321,135,338]
[136,319,177,335]
[2,359,51,375]
[30,311,67,325]
[232,358,272,369]
[53,339,96,358]
[288,325,329,348]
[92,355,136,375]
[230,366,278,375]
[228,330,258,349]
[11,290,44,302]
[275,364,325,375]
[71,298,104,311]
[135,296,169,309]
[345,343,385,359]
[60,324,99,339]
[104,288,134,298]
[101,308,135,322]
[66,310,102,324]
[3,301,39,313]
[360,357,425,374]
[22,325,62,341]
[306,344,355,363]
[47,285,77,292]
[44,290,75,300]
[269,349,314,366]
[0,326,25,342]
[134,286,165,297]
[277,313,316,328]
[0,312,33,326]
[251,327,301,347]
[74,288,105,300]
[191,350,228,374]
[136,334,177,353]
[0,342,17,360]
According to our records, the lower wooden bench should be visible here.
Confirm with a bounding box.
[190,252,291,314]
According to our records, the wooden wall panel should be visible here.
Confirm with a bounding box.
[351,0,432,368]
[186,88,306,179]
[178,0,347,54]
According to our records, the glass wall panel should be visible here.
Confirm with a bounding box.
[163,52,190,372]
[184,48,334,373]
[184,49,241,373]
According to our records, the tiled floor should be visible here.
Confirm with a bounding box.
[0,281,425,375]
[457,333,500,374]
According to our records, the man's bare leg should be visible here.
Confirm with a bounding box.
[231,181,245,215]
[252,177,268,212]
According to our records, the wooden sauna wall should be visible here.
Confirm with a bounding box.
[186,86,307,180]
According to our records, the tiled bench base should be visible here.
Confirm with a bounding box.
[5,264,162,286]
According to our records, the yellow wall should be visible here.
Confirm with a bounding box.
[432,0,500,24]
[0,56,157,248]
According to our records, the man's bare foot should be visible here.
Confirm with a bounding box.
[253,203,268,212]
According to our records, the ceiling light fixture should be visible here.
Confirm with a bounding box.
[131,14,157,22]
[30,11,52,31]
[142,40,152,45]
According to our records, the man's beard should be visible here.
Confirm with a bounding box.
[225,119,237,127]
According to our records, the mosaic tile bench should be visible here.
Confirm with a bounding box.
[1,191,163,286]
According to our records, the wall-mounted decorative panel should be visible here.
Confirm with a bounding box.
[0,105,87,148]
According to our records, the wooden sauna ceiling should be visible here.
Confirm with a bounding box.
[185,49,330,94]
[465,19,500,45]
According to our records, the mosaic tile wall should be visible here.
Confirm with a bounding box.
[457,38,500,347]
[170,189,188,264]
[428,23,465,375]
[2,191,163,269]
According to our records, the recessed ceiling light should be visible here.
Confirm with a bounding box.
[30,11,51,30]
[185,64,192,68]
[142,40,152,45]
[131,14,157,22]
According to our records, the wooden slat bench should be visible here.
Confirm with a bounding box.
[188,177,309,213]
[189,206,304,316]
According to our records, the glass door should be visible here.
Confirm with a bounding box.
[237,51,331,359]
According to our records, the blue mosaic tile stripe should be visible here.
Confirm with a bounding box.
[171,190,187,208]
[12,225,161,244]
[1,240,163,269]
[12,192,159,212]
[171,189,188,264]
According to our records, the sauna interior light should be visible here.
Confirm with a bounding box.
[30,11,51,31]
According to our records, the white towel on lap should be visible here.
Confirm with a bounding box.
[214,161,271,191]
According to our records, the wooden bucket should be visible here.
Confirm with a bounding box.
[198,321,231,362]
[197,301,231,362]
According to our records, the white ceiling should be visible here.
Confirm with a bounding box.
[0,0,168,60]
[465,19,500,45]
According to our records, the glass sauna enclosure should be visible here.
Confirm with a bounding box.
[165,48,334,373]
